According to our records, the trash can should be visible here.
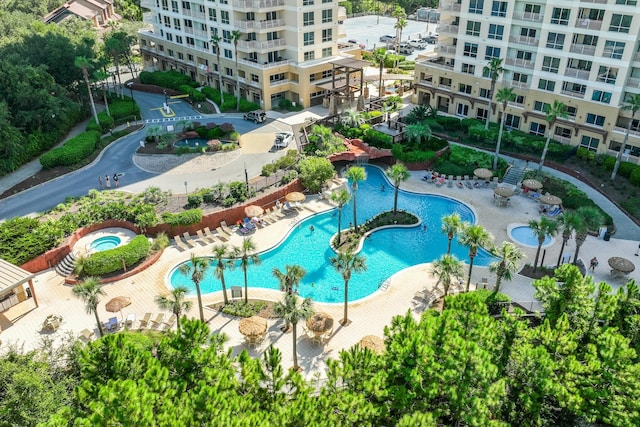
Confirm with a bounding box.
[604,232,611,241]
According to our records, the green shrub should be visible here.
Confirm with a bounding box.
[187,194,203,208]
[161,209,203,226]
[281,170,298,184]
[261,163,278,177]
[603,155,617,171]
[619,162,636,179]
[151,232,169,252]
[461,118,483,133]
[473,289,510,315]
[630,168,640,187]
[277,98,303,112]
[436,116,462,131]
[83,235,151,276]
[139,70,196,90]
[221,300,267,317]
[363,129,393,148]
[40,131,101,169]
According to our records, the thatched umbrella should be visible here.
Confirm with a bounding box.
[494,187,514,198]
[239,316,267,338]
[539,194,562,206]
[306,312,333,334]
[105,296,131,320]
[285,192,306,203]
[608,257,636,274]
[473,168,493,180]
[522,178,543,191]
[359,335,385,354]
[245,205,264,217]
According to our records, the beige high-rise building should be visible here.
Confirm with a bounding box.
[138,0,359,110]
[413,0,640,160]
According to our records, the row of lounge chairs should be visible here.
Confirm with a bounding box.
[174,226,230,251]
[78,313,178,342]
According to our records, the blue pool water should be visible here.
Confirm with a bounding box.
[169,165,496,303]
[509,225,552,248]
[173,138,209,148]
[89,236,121,252]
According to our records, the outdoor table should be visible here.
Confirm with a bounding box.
[608,257,635,279]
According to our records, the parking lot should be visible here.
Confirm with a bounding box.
[338,15,439,60]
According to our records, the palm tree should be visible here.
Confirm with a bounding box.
[459,224,493,292]
[273,294,314,370]
[573,206,604,265]
[394,16,408,57]
[405,123,432,144]
[74,56,99,125]
[386,163,410,213]
[212,244,233,305]
[93,70,111,117]
[179,254,209,322]
[555,212,582,267]
[272,265,306,295]
[441,213,463,255]
[493,87,516,170]
[612,94,640,180]
[483,58,504,129]
[330,250,367,325]
[210,34,224,106]
[72,277,106,337]
[340,109,364,127]
[537,100,568,176]
[430,254,464,297]
[372,48,388,97]
[233,237,261,304]
[528,217,559,272]
[330,189,351,246]
[155,286,193,332]
[231,29,242,111]
[489,242,524,293]
[345,166,367,232]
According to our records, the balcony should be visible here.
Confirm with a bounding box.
[561,89,585,99]
[440,2,461,12]
[614,126,640,138]
[237,57,293,69]
[438,82,452,90]
[140,0,154,8]
[569,44,596,56]
[564,69,590,80]
[508,35,538,47]
[230,0,284,10]
[236,18,285,30]
[183,9,206,20]
[338,6,347,21]
[238,39,286,51]
[437,44,457,55]
[418,78,435,87]
[626,77,640,89]
[438,24,459,35]
[580,0,606,4]
[143,12,156,25]
[512,11,543,23]
[574,18,603,31]
[506,80,530,90]
[505,57,534,70]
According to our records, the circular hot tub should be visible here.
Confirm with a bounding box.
[89,236,122,252]
[507,224,554,249]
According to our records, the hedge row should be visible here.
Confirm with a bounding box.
[577,147,640,187]
[84,235,151,276]
[40,131,101,169]
[178,84,206,103]
[161,209,203,226]
[86,97,140,134]
[139,70,197,90]
[200,87,260,112]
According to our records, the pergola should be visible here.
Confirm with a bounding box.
[320,58,371,114]
[0,259,38,312]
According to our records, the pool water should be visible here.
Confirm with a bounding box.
[169,165,496,303]
[89,236,122,252]
[173,138,209,148]
[509,225,553,248]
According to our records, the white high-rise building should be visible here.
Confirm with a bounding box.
[413,0,640,159]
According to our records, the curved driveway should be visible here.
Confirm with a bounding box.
[0,91,291,220]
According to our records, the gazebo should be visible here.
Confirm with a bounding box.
[0,259,38,318]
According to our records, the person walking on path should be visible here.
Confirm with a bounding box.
[589,257,599,272]
[98,176,103,189]
[105,175,111,188]
[113,174,119,187]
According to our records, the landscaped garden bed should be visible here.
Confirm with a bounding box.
[332,210,419,253]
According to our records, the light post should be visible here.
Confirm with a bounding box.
[163,89,169,107]
[244,163,249,191]
[126,82,134,104]
[635,243,640,256]
[184,181,188,196]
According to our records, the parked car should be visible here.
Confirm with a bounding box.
[274,131,293,149]
[398,45,414,55]
[243,110,267,123]
[422,36,438,44]
[408,39,427,49]
[348,39,366,49]
[379,35,395,43]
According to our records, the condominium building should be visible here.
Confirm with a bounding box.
[138,0,360,110]
[413,0,640,160]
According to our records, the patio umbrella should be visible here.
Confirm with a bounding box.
[473,168,493,180]
[494,187,514,198]
[105,296,131,320]
[539,194,562,206]
[608,257,636,274]
[359,335,385,354]
[285,192,306,203]
[245,205,264,217]
[306,312,333,334]
[239,316,267,338]
[522,179,543,190]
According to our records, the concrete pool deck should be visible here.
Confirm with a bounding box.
[1,170,639,379]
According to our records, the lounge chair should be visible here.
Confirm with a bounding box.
[160,314,177,331]
[106,317,119,332]
[197,229,215,243]
[125,313,136,329]
[138,313,152,330]
[182,232,197,248]
[215,226,230,241]
[271,207,286,219]
[174,236,189,251]
[220,221,234,235]
[204,227,219,242]
[243,218,256,229]
[546,207,563,217]
[79,328,94,342]
[150,314,165,330]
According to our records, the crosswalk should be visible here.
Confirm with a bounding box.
[144,115,203,124]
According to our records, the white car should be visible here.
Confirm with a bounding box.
[408,40,427,49]
[274,132,293,149]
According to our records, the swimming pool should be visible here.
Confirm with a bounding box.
[508,224,554,248]
[89,236,122,252]
[169,165,496,303]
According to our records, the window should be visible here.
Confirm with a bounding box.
[304,51,315,61]
[513,72,528,83]
[550,8,570,25]
[554,127,571,139]
[187,53,193,61]
[562,82,586,95]
[597,66,618,84]
[222,30,231,43]
[459,84,472,94]
[309,73,316,82]
[304,32,314,46]
[538,79,555,91]
[516,50,532,61]
[221,11,229,24]
[530,122,546,136]
[524,4,540,14]
[161,0,168,10]
[479,88,491,99]
[174,17,181,29]
[322,47,332,57]
[303,0,314,4]
[505,114,520,129]
[466,21,481,36]
[246,12,255,21]
[322,70,332,78]
[267,31,278,41]
[186,37,195,46]
[541,57,560,73]
[586,113,605,127]
[609,14,632,33]
[176,35,183,44]
[592,90,612,104]
[488,24,504,40]
[225,67,233,76]
[224,48,232,59]
[616,0,637,4]
[177,52,184,60]
[580,136,599,151]
[463,42,478,58]
[566,106,577,118]
[181,0,190,8]
[167,48,174,56]
[469,0,484,14]
[546,33,565,50]
[476,108,488,120]
[572,33,598,48]
[461,63,476,74]
[171,0,178,13]
[439,77,452,87]
[456,103,469,117]
[266,11,276,20]
[603,41,625,59]
[322,9,332,23]
[520,28,536,38]
[491,1,507,17]
[533,101,550,112]
[485,46,500,60]
[322,28,332,42]
[514,95,525,105]
[567,58,592,71]
[247,32,257,41]
[303,12,314,26]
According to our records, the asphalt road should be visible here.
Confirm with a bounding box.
[0,91,289,220]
